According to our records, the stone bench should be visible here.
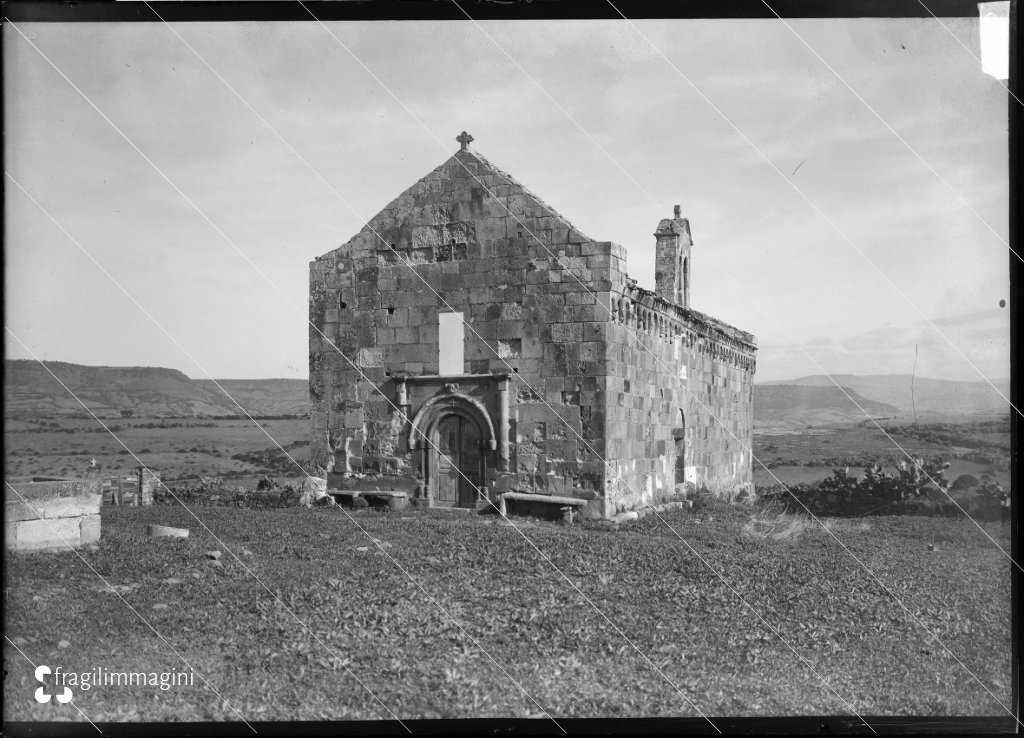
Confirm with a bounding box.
[327,474,417,495]
[499,492,588,523]
[329,490,409,511]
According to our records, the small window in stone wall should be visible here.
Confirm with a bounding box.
[339,291,347,310]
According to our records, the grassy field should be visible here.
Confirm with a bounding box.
[3,417,310,480]
[5,415,1010,490]
[3,500,1012,723]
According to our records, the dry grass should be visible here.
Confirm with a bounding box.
[742,504,814,543]
[820,517,873,535]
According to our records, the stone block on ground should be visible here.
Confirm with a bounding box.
[80,515,101,545]
[14,517,83,551]
[299,476,329,507]
[5,478,103,552]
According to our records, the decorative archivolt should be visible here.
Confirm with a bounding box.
[406,387,498,452]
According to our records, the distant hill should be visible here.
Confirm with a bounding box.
[754,385,901,432]
[759,374,1010,418]
[6,361,1009,429]
[3,360,308,419]
[192,379,309,417]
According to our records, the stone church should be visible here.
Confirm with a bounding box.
[309,132,757,519]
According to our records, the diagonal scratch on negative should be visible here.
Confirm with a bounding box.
[445,2,1019,570]
[446,1,1018,564]
[2,187,552,732]
[2,482,255,732]
[4,326,415,731]
[594,0,1017,417]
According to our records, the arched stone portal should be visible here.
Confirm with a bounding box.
[408,388,497,508]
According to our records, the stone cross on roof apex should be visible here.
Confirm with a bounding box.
[456,131,474,151]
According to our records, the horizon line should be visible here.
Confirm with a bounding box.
[2,357,1010,387]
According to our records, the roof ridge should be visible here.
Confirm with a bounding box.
[457,149,591,241]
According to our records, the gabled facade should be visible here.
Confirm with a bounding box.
[309,134,756,518]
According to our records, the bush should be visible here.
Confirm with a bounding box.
[155,476,302,509]
[951,473,979,491]
[818,467,857,494]
[755,483,813,508]
[689,485,727,513]
[757,456,954,517]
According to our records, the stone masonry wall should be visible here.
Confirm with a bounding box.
[507,240,622,517]
[309,143,757,519]
[5,478,102,551]
[309,149,621,515]
[603,281,756,514]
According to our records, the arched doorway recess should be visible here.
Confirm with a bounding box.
[408,387,497,507]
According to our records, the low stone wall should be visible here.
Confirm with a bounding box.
[4,478,102,552]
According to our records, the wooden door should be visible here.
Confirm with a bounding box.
[436,416,460,505]
[458,421,482,507]
[433,415,483,508]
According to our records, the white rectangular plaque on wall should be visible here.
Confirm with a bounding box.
[438,312,465,375]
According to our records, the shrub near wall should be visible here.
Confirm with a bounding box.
[153,476,321,508]
[759,485,967,518]
[4,478,102,551]
[757,458,1009,520]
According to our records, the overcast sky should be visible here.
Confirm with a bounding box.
[3,16,1011,388]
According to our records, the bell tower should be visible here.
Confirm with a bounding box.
[654,204,692,308]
